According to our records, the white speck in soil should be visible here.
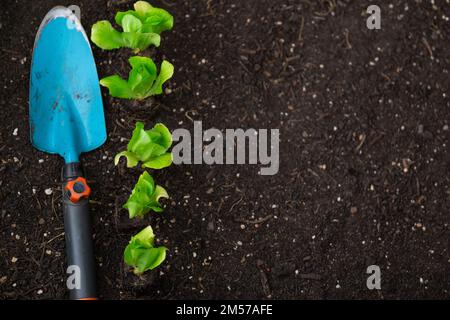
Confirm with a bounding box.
[44,188,53,195]
[11,257,18,263]
[12,128,18,136]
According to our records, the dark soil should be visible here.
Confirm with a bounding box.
[0,0,449,299]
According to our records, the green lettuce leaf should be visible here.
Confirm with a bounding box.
[116,1,174,34]
[100,56,173,100]
[123,171,169,219]
[115,122,173,169]
[124,226,167,275]
[91,21,125,50]
[91,14,160,52]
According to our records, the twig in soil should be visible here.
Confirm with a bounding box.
[238,60,251,75]
[185,110,197,123]
[355,133,366,153]
[216,198,224,213]
[115,119,127,130]
[24,176,42,210]
[256,260,271,298]
[368,132,386,147]
[39,232,65,248]
[421,37,434,59]
[159,0,175,7]
[380,72,391,82]
[0,48,21,56]
[235,215,272,225]
[229,196,243,213]
[298,16,305,42]
[344,29,352,49]
[307,168,320,178]
[314,0,336,16]
[51,193,62,223]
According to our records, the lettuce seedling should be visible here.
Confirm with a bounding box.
[124,226,167,275]
[91,1,173,52]
[116,1,173,35]
[124,171,169,219]
[115,122,173,169]
[100,56,174,99]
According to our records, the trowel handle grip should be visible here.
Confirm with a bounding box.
[62,163,97,300]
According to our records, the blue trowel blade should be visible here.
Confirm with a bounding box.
[29,6,106,163]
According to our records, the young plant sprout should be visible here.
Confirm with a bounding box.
[100,56,174,99]
[115,1,173,35]
[115,122,173,169]
[124,226,167,275]
[91,1,173,52]
[124,171,168,219]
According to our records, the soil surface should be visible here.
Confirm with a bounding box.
[0,0,449,299]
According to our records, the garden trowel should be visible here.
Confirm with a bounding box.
[29,6,106,300]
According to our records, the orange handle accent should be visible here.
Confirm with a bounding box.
[65,177,91,203]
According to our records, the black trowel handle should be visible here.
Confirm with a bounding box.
[62,162,97,300]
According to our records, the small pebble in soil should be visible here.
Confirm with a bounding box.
[38,159,44,163]
[37,289,43,295]
[11,257,18,263]
[44,188,52,195]
[12,128,18,136]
